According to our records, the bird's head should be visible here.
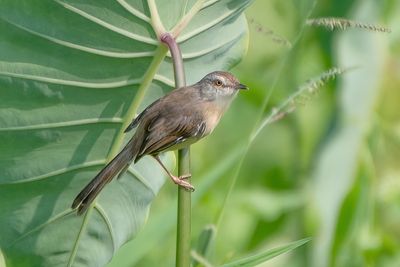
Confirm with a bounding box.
[197,71,248,101]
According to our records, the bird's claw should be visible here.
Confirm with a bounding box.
[181,182,195,192]
[172,175,195,192]
[179,174,192,180]
[179,174,194,191]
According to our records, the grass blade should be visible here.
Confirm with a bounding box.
[221,238,311,267]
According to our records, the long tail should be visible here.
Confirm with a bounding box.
[72,139,136,215]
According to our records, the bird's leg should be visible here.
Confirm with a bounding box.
[153,155,194,192]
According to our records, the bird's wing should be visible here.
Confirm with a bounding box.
[124,98,161,133]
[135,113,206,160]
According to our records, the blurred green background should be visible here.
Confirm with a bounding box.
[108,0,400,266]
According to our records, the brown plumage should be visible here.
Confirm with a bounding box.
[72,71,247,214]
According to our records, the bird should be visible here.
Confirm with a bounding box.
[72,71,248,214]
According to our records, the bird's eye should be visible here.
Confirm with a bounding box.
[214,79,223,87]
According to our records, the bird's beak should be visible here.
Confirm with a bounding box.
[237,83,249,90]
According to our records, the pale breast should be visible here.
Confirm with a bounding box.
[201,101,225,136]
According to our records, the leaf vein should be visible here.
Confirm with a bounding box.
[0,72,142,88]
[0,118,123,132]
[94,203,116,253]
[177,5,245,42]
[1,160,106,185]
[201,0,221,9]
[181,34,243,59]
[55,0,157,45]
[154,74,174,87]
[1,18,155,58]
[116,0,151,22]
[9,209,74,247]
[127,167,157,197]
[67,208,91,267]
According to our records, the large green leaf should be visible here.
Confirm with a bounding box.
[0,0,252,266]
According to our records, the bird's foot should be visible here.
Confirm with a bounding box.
[171,175,194,192]
[179,174,192,180]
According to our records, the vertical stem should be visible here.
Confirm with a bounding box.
[161,33,186,86]
[160,33,191,267]
[177,148,191,267]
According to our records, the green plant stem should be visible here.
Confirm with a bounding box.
[177,148,191,267]
[160,32,191,267]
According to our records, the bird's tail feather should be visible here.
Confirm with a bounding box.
[72,139,135,214]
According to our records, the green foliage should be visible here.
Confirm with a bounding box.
[0,0,252,266]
